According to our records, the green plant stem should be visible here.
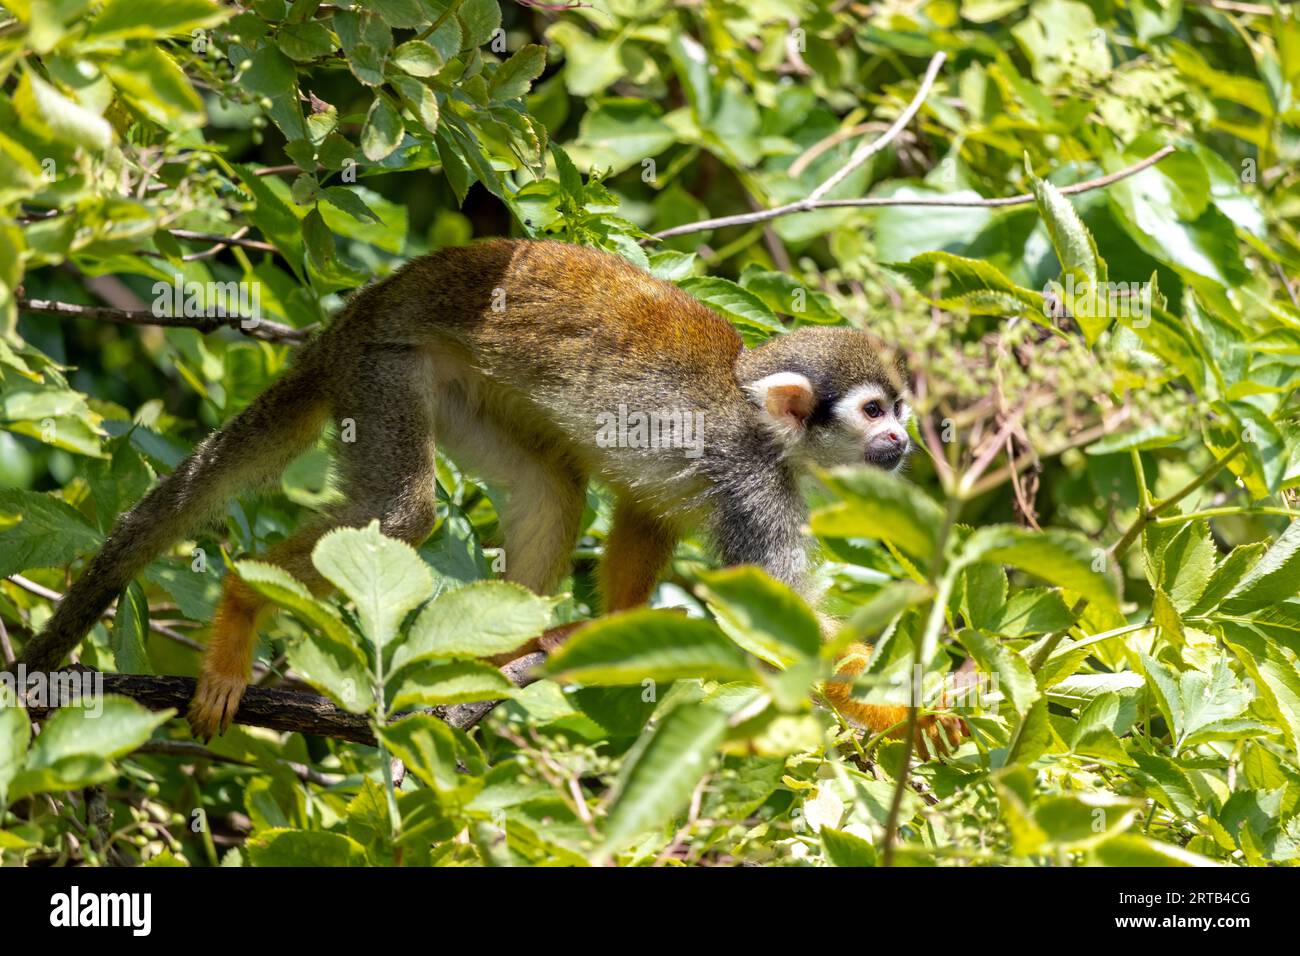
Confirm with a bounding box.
[416,0,465,41]
[881,498,960,867]
[1151,506,1298,526]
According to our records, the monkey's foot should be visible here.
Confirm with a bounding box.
[487,622,585,667]
[187,672,248,741]
[537,622,583,654]
[915,712,968,758]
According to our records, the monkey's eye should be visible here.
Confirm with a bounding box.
[863,401,883,418]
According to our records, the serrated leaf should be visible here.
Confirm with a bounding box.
[601,702,728,853]
[0,489,102,578]
[544,609,753,685]
[696,566,821,667]
[311,521,433,653]
[961,525,1120,614]
[361,95,404,162]
[812,466,945,562]
[1220,522,1300,615]
[395,580,552,669]
[490,44,546,102]
[677,276,783,334]
[388,659,515,711]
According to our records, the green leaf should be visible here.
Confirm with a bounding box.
[1154,519,1214,612]
[361,95,405,162]
[321,186,382,224]
[957,629,1038,717]
[1189,542,1268,616]
[395,580,553,669]
[990,588,1076,637]
[457,0,501,48]
[601,702,728,853]
[376,713,460,793]
[103,45,205,127]
[821,827,877,866]
[1010,0,1111,86]
[9,697,172,800]
[812,466,945,562]
[388,660,515,711]
[695,566,821,667]
[110,582,153,675]
[15,70,112,151]
[888,251,1043,319]
[85,0,225,41]
[1091,833,1217,866]
[277,21,336,61]
[544,609,753,685]
[390,40,445,77]
[312,521,433,653]
[677,277,783,334]
[738,267,842,323]
[961,525,1120,614]
[1027,164,1109,342]
[286,631,374,714]
[242,45,297,98]
[490,44,547,102]
[247,829,368,866]
[0,706,31,807]
[0,489,102,578]
[1222,622,1300,753]
[1220,522,1300,615]
[575,98,676,176]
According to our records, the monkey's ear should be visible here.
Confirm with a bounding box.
[747,372,816,435]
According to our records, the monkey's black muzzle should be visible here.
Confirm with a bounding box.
[866,449,904,470]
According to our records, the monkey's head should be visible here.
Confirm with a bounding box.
[737,327,911,472]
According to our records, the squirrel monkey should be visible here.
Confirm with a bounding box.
[23,240,945,743]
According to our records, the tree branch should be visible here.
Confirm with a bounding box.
[650,123,1175,242]
[806,52,947,204]
[17,654,545,746]
[17,297,314,345]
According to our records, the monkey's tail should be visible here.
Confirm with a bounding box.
[19,347,332,672]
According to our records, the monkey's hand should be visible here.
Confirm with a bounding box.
[823,643,967,758]
[187,670,248,741]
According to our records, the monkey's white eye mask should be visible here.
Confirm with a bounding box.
[835,383,911,470]
[746,374,911,471]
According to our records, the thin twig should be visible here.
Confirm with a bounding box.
[651,144,1176,241]
[17,297,314,345]
[15,654,546,745]
[167,229,277,252]
[6,574,258,669]
[0,614,13,666]
[807,53,947,203]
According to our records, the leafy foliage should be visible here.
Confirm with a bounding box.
[2,0,1300,867]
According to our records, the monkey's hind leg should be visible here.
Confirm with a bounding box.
[508,495,679,662]
[489,452,587,661]
[599,496,679,612]
[187,529,329,740]
[188,345,439,739]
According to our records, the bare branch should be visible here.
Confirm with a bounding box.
[17,297,315,345]
[17,654,546,745]
[806,52,947,204]
[650,127,1175,242]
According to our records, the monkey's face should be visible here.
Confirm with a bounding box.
[821,382,912,471]
[746,374,911,472]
